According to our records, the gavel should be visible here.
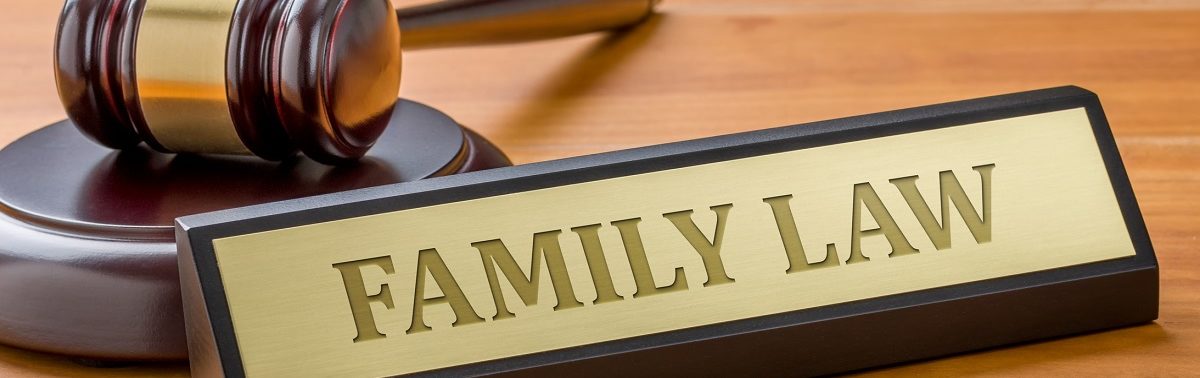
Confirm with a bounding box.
[55,0,657,164]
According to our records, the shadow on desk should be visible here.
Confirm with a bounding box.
[854,322,1170,376]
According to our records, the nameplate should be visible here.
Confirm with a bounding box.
[178,86,1157,377]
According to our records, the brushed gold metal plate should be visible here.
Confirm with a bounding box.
[205,107,1134,377]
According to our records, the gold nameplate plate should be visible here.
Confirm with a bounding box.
[178,87,1157,377]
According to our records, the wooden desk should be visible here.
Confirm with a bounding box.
[1,0,1196,376]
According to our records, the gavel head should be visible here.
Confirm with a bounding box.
[54,0,402,164]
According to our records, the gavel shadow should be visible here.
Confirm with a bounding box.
[76,147,402,226]
[492,13,666,141]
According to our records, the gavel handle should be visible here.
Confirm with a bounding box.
[397,0,659,50]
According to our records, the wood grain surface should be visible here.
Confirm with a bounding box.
[1,0,1196,376]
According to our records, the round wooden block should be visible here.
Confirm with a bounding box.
[0,99,510,361]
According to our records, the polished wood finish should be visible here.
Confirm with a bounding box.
[272,0,402,163]
[4,0,1199,375]
[225,0,294,160]
[54,0,142,149]
[398,0,657,49]
[54,0,656,163]
[0,100,508,361]
[55,0,405,163]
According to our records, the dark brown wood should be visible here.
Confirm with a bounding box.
[6,2,1198,376]
[0,99,510,361]
[272,0,401,164]
[53,0,404,163]
[112,0,163,153]
[54,0,140,149]
[53,0,656,164]
[396,0,658,49]
[226,0,294,160]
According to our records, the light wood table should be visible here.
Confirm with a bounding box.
[1,0,1197,376]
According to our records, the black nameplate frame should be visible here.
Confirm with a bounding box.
[178,86,1157,377]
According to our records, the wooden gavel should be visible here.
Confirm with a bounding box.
[55,0,657,164]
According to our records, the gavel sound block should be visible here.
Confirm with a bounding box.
[0,100,510,360]
[9,0,657,361]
